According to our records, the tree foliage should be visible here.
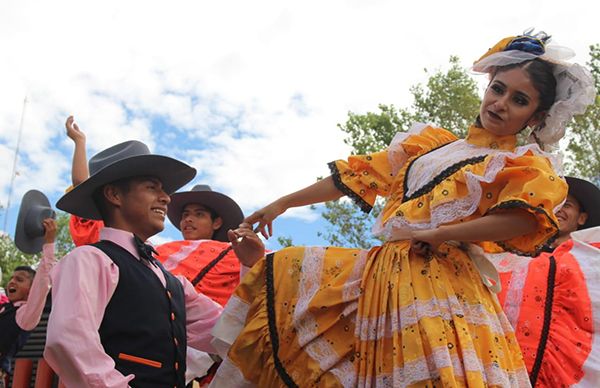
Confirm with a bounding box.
[320,57,481,248]
[0,234,39,286]
[338,56,481,156]
[320,49,600,247]
[565,44,600,181]
[0,211,74,285]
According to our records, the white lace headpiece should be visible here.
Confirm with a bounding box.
[473,29,596,150]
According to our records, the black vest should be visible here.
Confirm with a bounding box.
[0,303,22,356]
[93,240,187,388]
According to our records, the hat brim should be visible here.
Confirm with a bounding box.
[15,190,53,254]
[566,177,600,230]
[167,190,244,242]
[56,154,196,220]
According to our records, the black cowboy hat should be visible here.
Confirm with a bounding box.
[15,190,56,254]
[566,176,600,230]
[167,184,243,242]
[56,140,196,220]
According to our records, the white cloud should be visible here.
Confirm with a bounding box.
[1,0,599,238]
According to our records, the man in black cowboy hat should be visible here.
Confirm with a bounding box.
[1,190,57,381]
[549,176,600,248]
[492,176,600,387]
[64,118,254,308]
[44,140,264,388]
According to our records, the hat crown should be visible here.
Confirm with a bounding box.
[190,184,212,192]
[15,190,55,254]
[89,140,151,176]
[25,206,55,238]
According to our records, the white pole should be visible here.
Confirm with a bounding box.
[3,97,28,233]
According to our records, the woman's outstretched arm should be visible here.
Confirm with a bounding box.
[245,176,343,238]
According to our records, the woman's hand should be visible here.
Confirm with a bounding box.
[244,199,287,239]
[410,228,445,259]
[228,222,265,268]
[65,115,86,144]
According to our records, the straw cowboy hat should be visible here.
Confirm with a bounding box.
[56,140,196,220]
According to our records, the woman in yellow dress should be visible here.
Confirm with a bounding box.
[210,31,596,387]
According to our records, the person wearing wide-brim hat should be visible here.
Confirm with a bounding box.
[152,184,248,382]
[1,190,58,377]
[154,184,245,304]
[491,176,600,387]
[167,184,243,243]
[45,140,264,388]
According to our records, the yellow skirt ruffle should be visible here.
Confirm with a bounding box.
[211,242,530,387]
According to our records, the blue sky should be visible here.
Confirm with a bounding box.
[1,0,599,252]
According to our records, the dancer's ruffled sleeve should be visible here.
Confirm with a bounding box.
[329,125,457,213]
[328,151,393,213]
[478,152,567,256]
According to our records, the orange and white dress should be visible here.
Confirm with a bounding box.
[211,124,567,387]
[156,240,240,307]
[491,227,600,387]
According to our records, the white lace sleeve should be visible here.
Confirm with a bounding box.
[387,122,431,175]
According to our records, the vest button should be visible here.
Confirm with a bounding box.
[174,337,179,346]
[175,362,179,370]
[167,290,172,299]
[171,312,176,321]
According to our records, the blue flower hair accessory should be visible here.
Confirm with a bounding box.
[473,29,596,151]
[505,29,550,56]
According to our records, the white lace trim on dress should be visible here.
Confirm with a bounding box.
[356,347,531,387]
[210,294,250,358]
[569,227,600,387]
[293,247,357,387]
[355,296,514,341]
[489,252,532,328]
[209,355,255,388]
[161,240,204,271]
[387,122,430,175]
[373,140,562,239]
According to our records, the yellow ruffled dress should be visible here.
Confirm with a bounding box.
[211,124,567,388]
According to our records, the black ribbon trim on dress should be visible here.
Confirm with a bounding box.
[191,245,234,287]
[530,254,556,387]
[487,200,559,257]
[265,252,298,388]
[328,161,373,214]
[401,140,458,202]
[402,153,487,202]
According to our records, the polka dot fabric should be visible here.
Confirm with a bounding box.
[212,124,567,387]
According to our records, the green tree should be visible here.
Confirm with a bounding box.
[319,57,481,248]
[565,44,600,180]
[0,211,74,285]
[276,235,294,248]
[0,234,39,286]
[320,47,600,248]
[54,211,75,258]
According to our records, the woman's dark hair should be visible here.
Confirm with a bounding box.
[493,58,557,112]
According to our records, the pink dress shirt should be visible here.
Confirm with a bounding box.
[44,227,224,388]
[13,243,56,330]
